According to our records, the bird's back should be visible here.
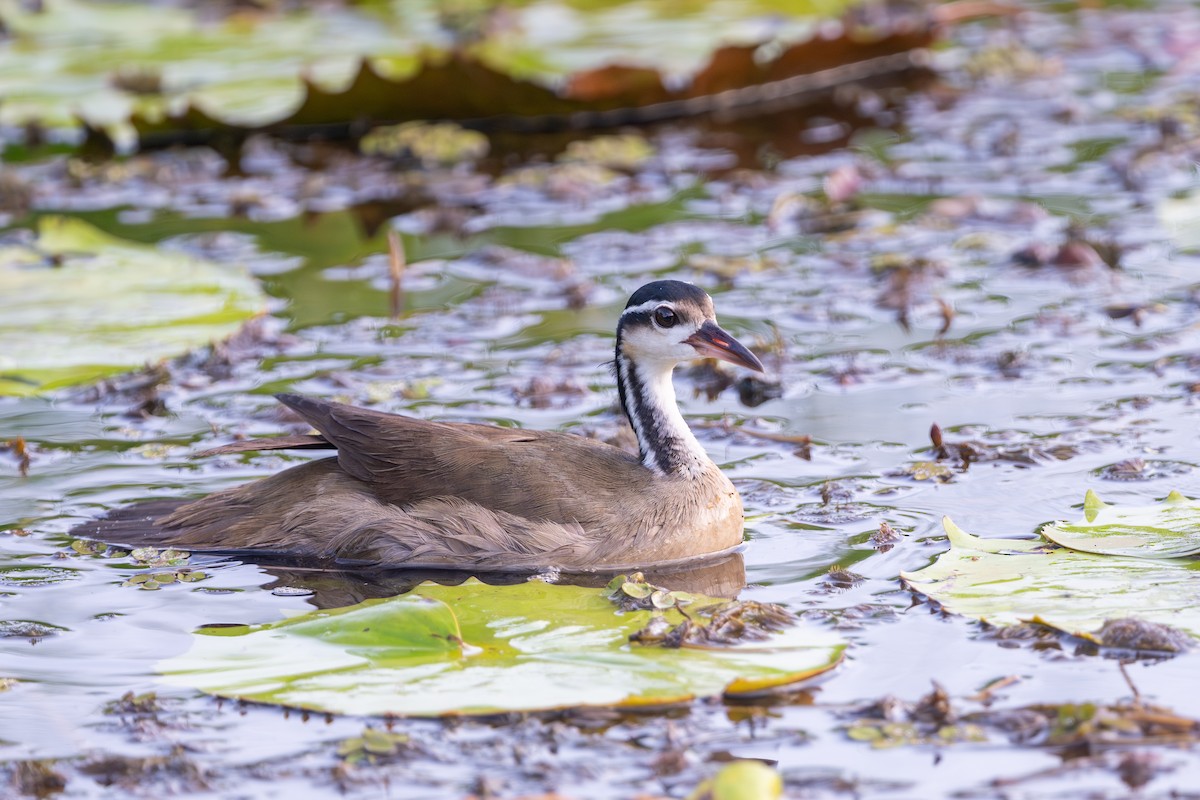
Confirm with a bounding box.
[75,397,744,571]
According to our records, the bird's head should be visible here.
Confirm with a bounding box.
[616,280,764,372]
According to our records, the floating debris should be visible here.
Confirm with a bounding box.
[2,437,30,476]
[871,521,903,552]
[122,569,206,591]
[606,572,696,612]
[629,597,797,649]
[336,727,414,765]
[104,691,162,716]
[271,586,316,598]
[824,565,866,591]
[843,683,988,748]
[0,620,68,640]
[360,122,489,166]
[889,460,954,482]
[129,547,191,568]
[560,134,655,171]
[1092,618,1192,656]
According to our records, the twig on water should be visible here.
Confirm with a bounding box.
[387,229,406,320]
[1119,660,1143,706]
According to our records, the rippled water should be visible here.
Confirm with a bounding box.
[4,3,1200,797]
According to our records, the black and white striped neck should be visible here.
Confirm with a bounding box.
[614,342,713,480]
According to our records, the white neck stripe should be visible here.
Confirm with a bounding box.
[615,352,710,479]
[616,355,658,473]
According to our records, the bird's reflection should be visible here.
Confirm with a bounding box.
[250,550,747,609]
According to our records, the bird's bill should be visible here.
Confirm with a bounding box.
[685,321,765,372]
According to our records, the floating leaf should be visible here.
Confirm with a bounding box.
[650,590,677,609]
[359,121,489,165]
[160,580,843,716]
[0,217,263,396]
[902,494,1200,642]
[847,725,885,742]
[608,571,697,612]
[560,134,655,170]
[892,461,954,482]
[127,27,931,151]
[70,540,106,556]
[622,580,654,600]
[687,761,783,800]
[337,728,412,765]
[123,568,203,590]
[844,717,988,749]
[1041,490,1200,558]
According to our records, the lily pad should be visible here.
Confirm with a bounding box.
[121,19,933,151]
[0,217,264,396]
[901,493,1200,641]
[159,579,844,716]
[1041,490,1200,558]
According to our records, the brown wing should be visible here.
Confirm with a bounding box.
[274,393,649,527]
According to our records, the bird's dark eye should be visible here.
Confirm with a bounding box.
[653,306,677,328]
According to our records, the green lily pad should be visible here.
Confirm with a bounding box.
[0,0,426,134]
[0,217,263,396]
[1041,490,1200,558]
[901,493,1200,641]
[159,579,844,716]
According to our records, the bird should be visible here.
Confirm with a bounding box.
[77,280,765,572]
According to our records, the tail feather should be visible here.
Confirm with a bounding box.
[192,434,332,458]
[70,498,194,549]
[275,393,338,432]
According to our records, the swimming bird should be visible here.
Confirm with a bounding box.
[79,280,764,572]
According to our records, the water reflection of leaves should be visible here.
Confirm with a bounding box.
[86,5,936,152]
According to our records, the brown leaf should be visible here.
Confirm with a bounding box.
[688,44,766,97]
[4,437,30,477]
[564,65,669,105]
